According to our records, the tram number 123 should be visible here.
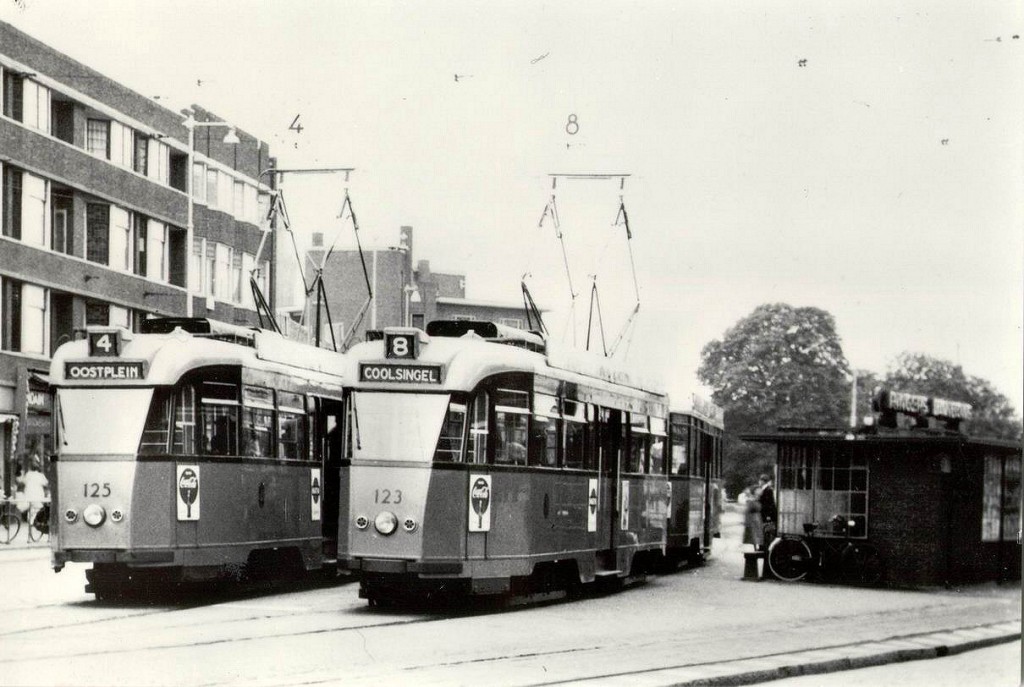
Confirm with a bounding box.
[374,489,403,505]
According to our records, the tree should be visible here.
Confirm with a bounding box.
[698,303,852,496]
[884,352,1021,440]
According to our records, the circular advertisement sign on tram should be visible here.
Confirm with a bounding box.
[469,476,491,531]
[178,467,199,519]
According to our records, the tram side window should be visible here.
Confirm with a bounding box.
[563,399,586,470]
[467,391,488,464]
[670,419,688,475]
[494,387,528,466]
[649,416,666,475]
[243,385,275,458]
[139,388,173,454]
[690,429,704,478]
[433,399,467,463]
[199,382,238,456]
[277,391,306,460]
[582,404,599,471]
[172,384,196,454]
[530,392,560,467]
[627,414,649,474]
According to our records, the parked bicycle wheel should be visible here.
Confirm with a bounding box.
[28,504,50,542]
[0,508,20,544]
[841,542,884,586]
[767,536,813,582]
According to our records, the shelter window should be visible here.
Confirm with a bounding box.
[494,387,528,466]
[778,446,868,538]
[200,382,239,456]
[242,386,274,458]
[982,454,1022,542]
[433,400,467,463]
[530,392,560,467]
[277,391,306,460]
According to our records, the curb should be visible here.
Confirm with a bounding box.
[564,620,1020,686]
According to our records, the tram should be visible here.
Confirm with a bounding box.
[338,320,671,603]
[48,318,347,598]
[665,397,724,566]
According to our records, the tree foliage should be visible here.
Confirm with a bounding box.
[698,303,852,495]
[884,352,1021,440]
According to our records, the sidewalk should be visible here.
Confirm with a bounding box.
[569,620,1020,686]
[0,519,49,551]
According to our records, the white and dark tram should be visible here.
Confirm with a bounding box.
[48,318,347,598]
[338,320,672,603]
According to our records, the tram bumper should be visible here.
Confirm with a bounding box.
[344,557,464,575]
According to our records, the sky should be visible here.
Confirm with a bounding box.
[2,0,1021,414]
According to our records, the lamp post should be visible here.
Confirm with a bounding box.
[183,113,240,316]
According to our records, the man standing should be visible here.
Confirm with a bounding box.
[758,473,777,545]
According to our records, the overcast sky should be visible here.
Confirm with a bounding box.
[3,0,1021,414]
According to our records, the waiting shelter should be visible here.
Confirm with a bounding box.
[744,389,1021,587]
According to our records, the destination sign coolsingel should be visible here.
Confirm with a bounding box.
[65,361,146,380]
[360,363,442,384]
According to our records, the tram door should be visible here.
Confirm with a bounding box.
[317,397,345,559]
[599,409,623,558]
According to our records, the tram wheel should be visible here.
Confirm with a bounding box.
[767,537,812,582]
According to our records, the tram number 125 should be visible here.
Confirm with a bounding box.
[84,482,111,498]
[374,489,403,505]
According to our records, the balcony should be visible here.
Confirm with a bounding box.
[0,116,188,226]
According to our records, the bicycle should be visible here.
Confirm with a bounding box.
[0,497,22,544]
[27,501,51,542]
[767,514,884,586]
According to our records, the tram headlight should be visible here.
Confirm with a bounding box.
[63,508,78,524]
[402,517,418,533]
[373,511,398,536]
[82,504,106,528]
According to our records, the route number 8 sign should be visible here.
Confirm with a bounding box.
[385,332,417,360]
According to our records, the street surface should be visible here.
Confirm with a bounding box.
[0,507,1018,686]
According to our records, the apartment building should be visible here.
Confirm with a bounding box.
[0,22,276,490]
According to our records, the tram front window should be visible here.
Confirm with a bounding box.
[58,389,153,455]
[349,392,449,462]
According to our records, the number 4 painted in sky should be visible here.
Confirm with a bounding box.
[289,114,304,134]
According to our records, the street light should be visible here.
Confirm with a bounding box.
[183,113,240,316]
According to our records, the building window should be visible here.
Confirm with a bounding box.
[241,253,255,307]
[85,301,108,326]
[86,204,110,264]
[146,221,168,282]
[22,79,50,134]
[109,206,132,271]
[205,168,218,207]
[257,192,271,229]
[109,122,134,168]
[87,119,110,159]
[133,214,148,277]
[192,163,206,202]
[233,181,245,218]
[231,250,243,303]
[134,132,149,175]
[109,305,130,330]
[190,238,204,294]
[20,283,47,356]
[51,192,73,256]
[778,445,869,539]
[499,318,523,329]
[20,173,48,248]
[1,277,22,351]
[147,139,170,185]
[2,70,24,121]
[205,242,217,297]
[2,166,23,240]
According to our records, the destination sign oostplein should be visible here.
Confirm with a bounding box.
[359,363,442,384]
[65,361,146,380]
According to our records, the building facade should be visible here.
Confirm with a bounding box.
[0,22,276,492]
[304,226,531,347]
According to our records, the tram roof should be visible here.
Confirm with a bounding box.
[49,325,347,389]
[347,332,667,402]
[741,426,1021,453]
